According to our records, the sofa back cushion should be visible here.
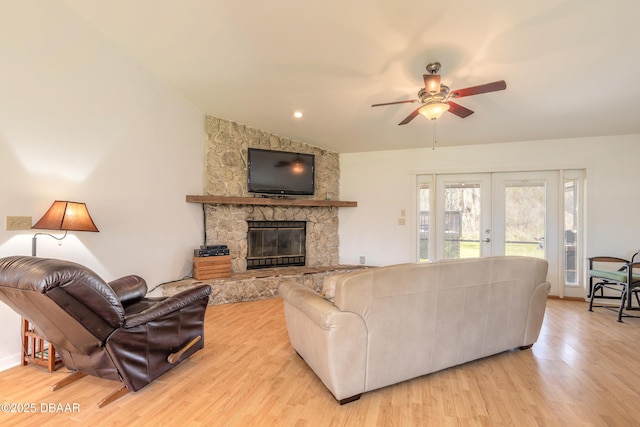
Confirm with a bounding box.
[321,263,414,302]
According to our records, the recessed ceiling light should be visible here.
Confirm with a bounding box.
[293,110,303,118]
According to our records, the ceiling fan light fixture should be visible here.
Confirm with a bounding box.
[425,74,441,95]
[372,62,505,125]
[419,102,450,120]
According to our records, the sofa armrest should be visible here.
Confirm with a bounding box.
[279,280,344,328]
[523,281,551,345]
[279,281,368,401]
[123,285,211,328]
[109,275,147,306]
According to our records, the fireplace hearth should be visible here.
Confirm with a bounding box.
[247,220,306,269]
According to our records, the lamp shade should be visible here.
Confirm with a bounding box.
[419,102,450,120]
[424,74,441,95]
[32,201,99,232]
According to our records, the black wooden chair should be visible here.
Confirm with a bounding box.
[588,253,640,322]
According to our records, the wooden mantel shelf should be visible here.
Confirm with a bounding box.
[186,195,357,208]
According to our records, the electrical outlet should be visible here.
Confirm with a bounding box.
[398,218,406,226]
[359,256,366,265]
[6,216,32,231]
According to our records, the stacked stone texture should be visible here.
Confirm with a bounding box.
[205,116,340,273]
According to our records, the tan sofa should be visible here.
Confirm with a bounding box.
[279,256,550,404]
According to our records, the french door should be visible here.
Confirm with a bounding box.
[421,171,561,295]
[434,174,493,259]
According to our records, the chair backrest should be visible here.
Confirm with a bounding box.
[0,256,125,353]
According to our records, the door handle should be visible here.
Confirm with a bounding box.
[483,238,491,243]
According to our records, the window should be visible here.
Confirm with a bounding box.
[563,171,583,286]
[418,178,431,261]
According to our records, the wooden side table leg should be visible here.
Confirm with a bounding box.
[21,318,29,366]
[48,344,56,372]
[38,338,44,363]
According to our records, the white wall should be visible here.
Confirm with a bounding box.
[339,133,640,283]
[0,2,205,370]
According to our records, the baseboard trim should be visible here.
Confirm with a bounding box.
[0,353,21,372]
[547,295,586,302]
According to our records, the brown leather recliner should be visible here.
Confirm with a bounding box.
[0,256,211,407]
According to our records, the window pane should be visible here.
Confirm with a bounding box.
[444,184,480,259]
[504,182,545,258]
[564,179,579,285]
[419,183,430,261]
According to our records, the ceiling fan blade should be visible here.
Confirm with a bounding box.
[447,101,474,118]
[371,99,418,107]
[450,80,507,98]
[398,107,421,125]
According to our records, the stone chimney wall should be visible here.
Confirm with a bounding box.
[204,116,340,272]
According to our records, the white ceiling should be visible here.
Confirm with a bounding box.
[63,0,640,153]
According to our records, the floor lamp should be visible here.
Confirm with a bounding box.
[31,201,99,256]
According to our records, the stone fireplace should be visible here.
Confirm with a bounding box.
[203,116,341,273]
[162,116,364,306]
[247,220,306,269]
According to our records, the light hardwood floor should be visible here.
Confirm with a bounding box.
[1,297,639,426]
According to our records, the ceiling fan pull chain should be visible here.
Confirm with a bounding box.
[432,121,437,150]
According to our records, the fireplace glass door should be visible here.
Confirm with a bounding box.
[247,221,306,269]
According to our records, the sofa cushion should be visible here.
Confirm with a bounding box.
[323,263,416,302]
[321,275,340,301]
[589,269,640,283]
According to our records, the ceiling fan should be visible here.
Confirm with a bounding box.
[371,62,506,124]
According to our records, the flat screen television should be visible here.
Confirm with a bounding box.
[247,148,315,195]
